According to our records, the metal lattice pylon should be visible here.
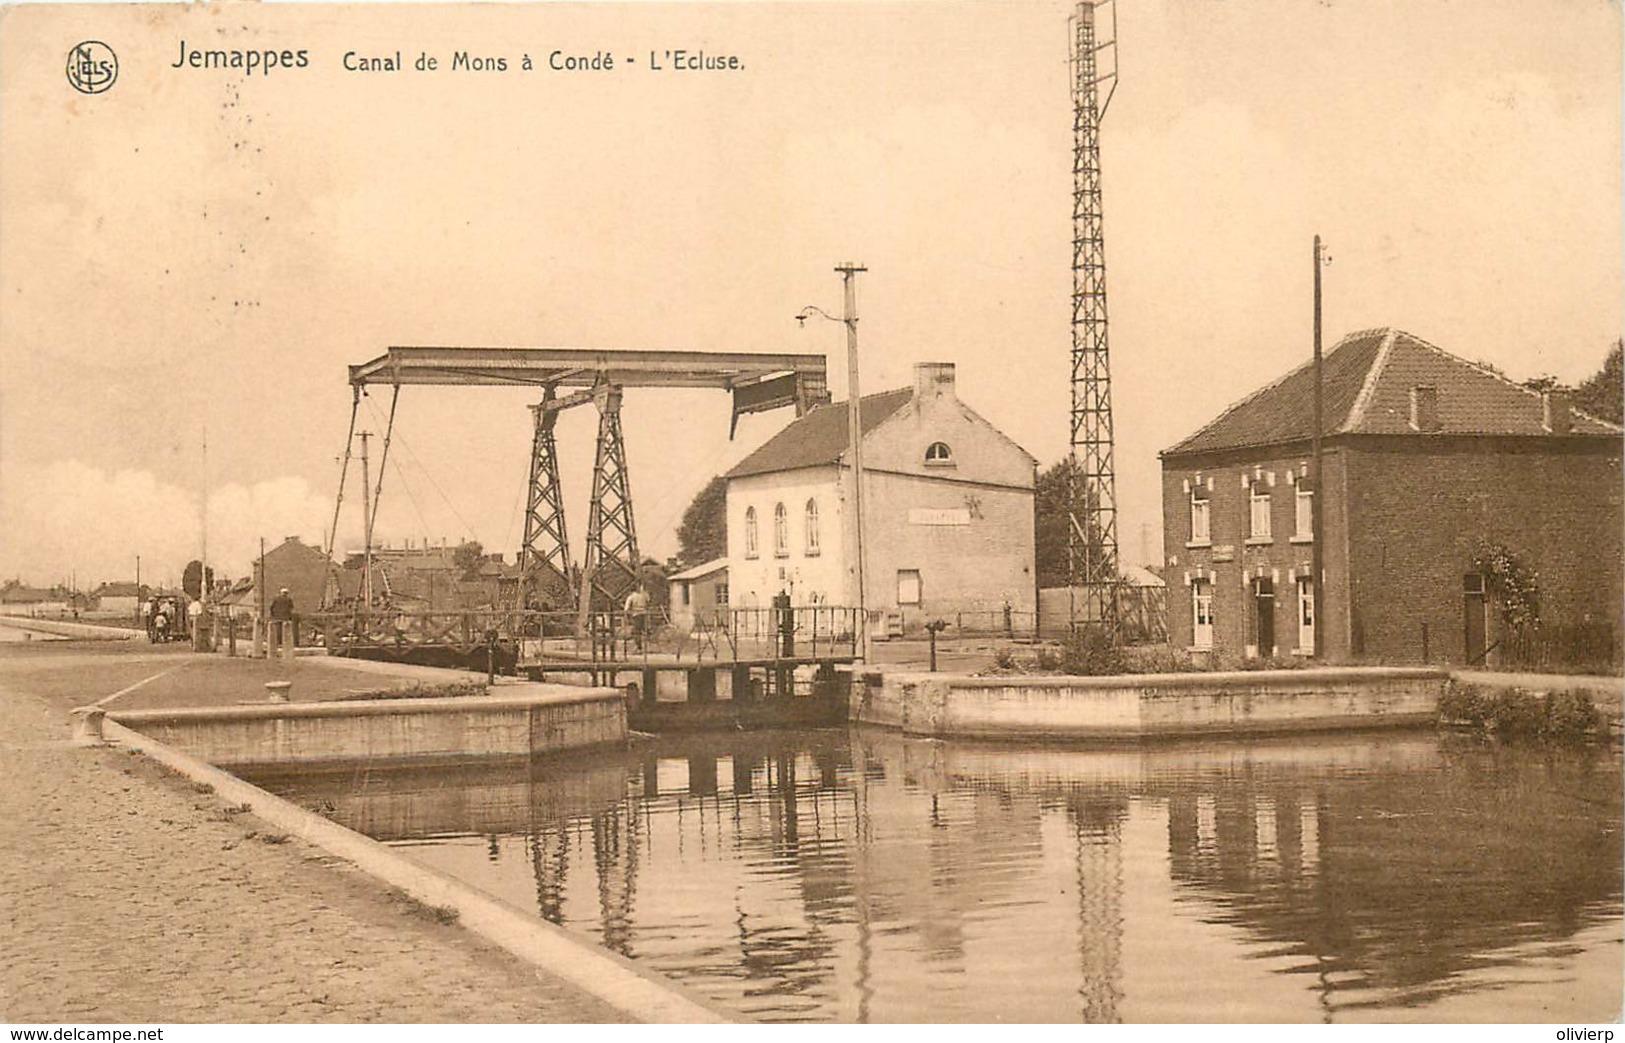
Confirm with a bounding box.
[1068,0,1121,631]
[577,385,640,628]
[519,390,574,609]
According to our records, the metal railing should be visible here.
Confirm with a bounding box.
[302,605,862,666]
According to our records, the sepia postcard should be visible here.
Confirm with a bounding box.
[1,0,1620,1030]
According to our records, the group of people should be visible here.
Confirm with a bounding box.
[144,595,211,644]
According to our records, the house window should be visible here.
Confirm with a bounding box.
[925,441,953,465]
[715,583,729,606]
[1192,579,1214,650]
[1189,489,1211,546]
[681,582,691,607]
[1294,487,1314,542]
[804,499,821,556]
[1297,576,1314,653]
[897,569,922,606]
[1249,487,1272,542]
[744,507,759,559]
[773,503,789,557]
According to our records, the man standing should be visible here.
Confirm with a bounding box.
[269,586,295,660]
[623,585,650,653]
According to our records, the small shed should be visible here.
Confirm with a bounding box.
[668,559,728,630]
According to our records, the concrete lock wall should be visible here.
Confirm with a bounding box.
[109,688,627,769]
[853,667,1446,740]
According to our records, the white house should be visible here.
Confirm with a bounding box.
[724,362,1036,633]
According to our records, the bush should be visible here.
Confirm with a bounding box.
[1034,646,1061,672]
[992,646,1018,671]
[1059,626,1126,676]
[1438,681,1603,743]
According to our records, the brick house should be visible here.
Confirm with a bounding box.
[725,362,1037,632]
[1161,328,1623,666]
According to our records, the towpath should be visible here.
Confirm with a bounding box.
[0,641,629,1023]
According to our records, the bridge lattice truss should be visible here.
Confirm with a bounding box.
[337,346,830,620]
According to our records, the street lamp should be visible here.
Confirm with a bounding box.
[797,262,869,663]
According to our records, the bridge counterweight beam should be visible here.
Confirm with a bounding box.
[519,388,574,610]
[577,386,641,632]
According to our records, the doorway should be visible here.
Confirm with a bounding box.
[1464,573,1488,665]
[1252,577,1275,657]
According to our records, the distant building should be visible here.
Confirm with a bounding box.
[1161,328,1623,666]
[252,536,335,617]
[725,362,1036,633]
[0,583,70,617]
[668,558,728,630]
[91,581,142,617]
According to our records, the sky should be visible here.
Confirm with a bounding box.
[1,0,1619,590]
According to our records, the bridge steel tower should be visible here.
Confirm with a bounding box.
[1068,0,1122,632]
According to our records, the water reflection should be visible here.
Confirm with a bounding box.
[252,730,1622,1023]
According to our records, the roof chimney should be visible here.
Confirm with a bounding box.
[1408,385,1440,433]
[914,362,956,401]
[1542,389,1572,434]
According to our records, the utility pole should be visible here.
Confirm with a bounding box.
[200,426,209,604]
[1311,235,1327,659]
[838,263,870,663]
[358,430,374,609]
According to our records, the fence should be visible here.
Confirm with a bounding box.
[1497,622,1621,675]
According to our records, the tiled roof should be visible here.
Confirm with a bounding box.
[726,388,914,479]
[1164,328,1621,456]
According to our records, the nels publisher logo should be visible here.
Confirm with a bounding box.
[66,41,118,94]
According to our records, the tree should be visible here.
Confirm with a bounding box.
[1034,457,1112,589]
[1573,340,1623,426]
[181,560,214,600]
[675,476,728,567]
[452,540,485,580]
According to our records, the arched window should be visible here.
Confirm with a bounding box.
[925,441,953,465]
[804,499,821,555]
[773,502,789,557]
[744,507,759,559]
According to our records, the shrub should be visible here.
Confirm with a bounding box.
[1059,626,1125,676]
[1438,681,1603,744]
[992,646,1018,671]
[1034,646,1061,672]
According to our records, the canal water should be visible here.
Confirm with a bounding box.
[253,729,1623,1023]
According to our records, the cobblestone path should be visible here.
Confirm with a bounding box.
[0,646,630,1023]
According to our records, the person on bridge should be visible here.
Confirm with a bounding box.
[624,586,651,652]
[268,587,295,660]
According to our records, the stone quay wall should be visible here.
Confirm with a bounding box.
[852,667,1447,740]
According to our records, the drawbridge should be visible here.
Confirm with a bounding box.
[324,345,829,633]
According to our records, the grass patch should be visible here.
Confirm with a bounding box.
[389,887,462,926]
[259,833,290,845]
[332,680,489,702]
[192,782,214,794]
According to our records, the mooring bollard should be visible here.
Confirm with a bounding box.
[70,706,107,746]
[265,680,292,703]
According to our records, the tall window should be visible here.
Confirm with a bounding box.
[744,507,759,559]
[1249,487,1272,542]
[1294,487,1313,541]
[804,499,820,555]
[1189,489,1211,545]
[773,502,789,557]
[1192,579,1214,650]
